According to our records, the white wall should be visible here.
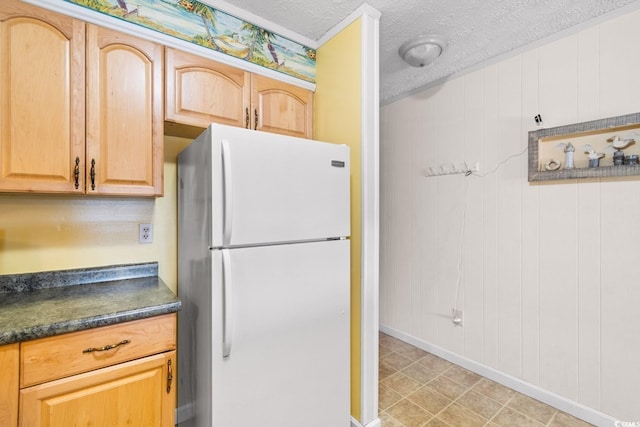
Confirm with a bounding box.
[380,8,640,422]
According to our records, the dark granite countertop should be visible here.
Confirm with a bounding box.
[0,262,181,345]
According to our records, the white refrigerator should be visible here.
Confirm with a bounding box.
[176,123,351,427]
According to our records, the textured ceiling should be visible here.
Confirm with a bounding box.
[220,0,639,101]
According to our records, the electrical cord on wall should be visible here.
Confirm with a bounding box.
[450,144,528,326]
[471,145,529,178]
[452,174,467,326]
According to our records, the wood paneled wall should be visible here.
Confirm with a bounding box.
[380,9,640,421]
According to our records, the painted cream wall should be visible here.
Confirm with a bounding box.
[314,19,363,421]
[0,135,191,293]
[380,9,640,422]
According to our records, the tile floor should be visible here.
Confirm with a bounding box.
[379,332,594,427]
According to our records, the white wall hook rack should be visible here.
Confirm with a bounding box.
[424,161,480,177]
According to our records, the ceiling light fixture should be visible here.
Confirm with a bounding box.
[398,35,447,68]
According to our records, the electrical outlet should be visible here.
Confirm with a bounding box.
[452,308,463,326]
[139,223,153,243]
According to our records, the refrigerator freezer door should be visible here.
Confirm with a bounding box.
[210,240,350,427]
[209,124,350,247]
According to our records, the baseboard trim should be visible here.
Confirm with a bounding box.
[380,324,619,427]
[351,416,381,427]
[175,403,192,425]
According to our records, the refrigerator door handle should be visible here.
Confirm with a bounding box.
[221,139,233,246]
[222,249,233,358]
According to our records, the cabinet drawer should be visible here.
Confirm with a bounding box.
[20,313,176,387]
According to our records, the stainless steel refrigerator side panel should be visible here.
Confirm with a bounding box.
[177,126,216,426]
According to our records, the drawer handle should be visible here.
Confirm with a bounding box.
[82,339,131,354]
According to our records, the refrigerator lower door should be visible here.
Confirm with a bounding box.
[211,240,350,427]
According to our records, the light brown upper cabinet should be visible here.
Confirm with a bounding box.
[0,0,85,194]
[0,0,163,196]
[165,47,250,132]
[251,73,313,139]
[165,47,313,139]
[86,25,163,196]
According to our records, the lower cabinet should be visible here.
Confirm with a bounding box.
[20,351,175,427]
[16,313,177,427]
[0,344,19,427]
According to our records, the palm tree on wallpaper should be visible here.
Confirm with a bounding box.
[176,0,217,46]
[242,23,280,65]
[304,47,316,61]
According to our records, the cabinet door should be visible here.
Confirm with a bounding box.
[0,0,85,193]
[251,74,313,139]
[165,47,250,131]
[20,351,175,427]
[86,24,163,196]
[0,344,18,427]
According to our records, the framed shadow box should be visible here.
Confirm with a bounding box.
[528,112,640,182]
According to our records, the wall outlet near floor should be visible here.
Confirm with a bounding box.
[452,308,463,326]
[139,223,153,243]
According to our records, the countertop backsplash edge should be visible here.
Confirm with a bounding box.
[0,262,159,294]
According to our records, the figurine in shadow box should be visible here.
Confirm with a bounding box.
[556,142,575,169]
[544,158,561,171]
[606,135,635,166]
[583,144,605,167]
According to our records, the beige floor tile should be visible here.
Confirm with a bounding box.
[380,333,406,349]
[407,385,452,415]
[380,343,395,358]
[383,372,422,396]
[386,399,433,427]
[426,375,467,401]
[442,365,482,388]
[456,390,503,420]
[470,378,515,405]
[507,392,557,424]
[491,406,545,427]
[436,403,487,427]
[423,417,450,427]
[380,357,398,381]
[390,339,423,355]
[397,346,430,363]
[382,351,414,372]
[548,411,596,427]
[401,361,440,384]
[377,334,595,427]
[417,353,455,374]
[379,383,404,411]
[379,410,406,427]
